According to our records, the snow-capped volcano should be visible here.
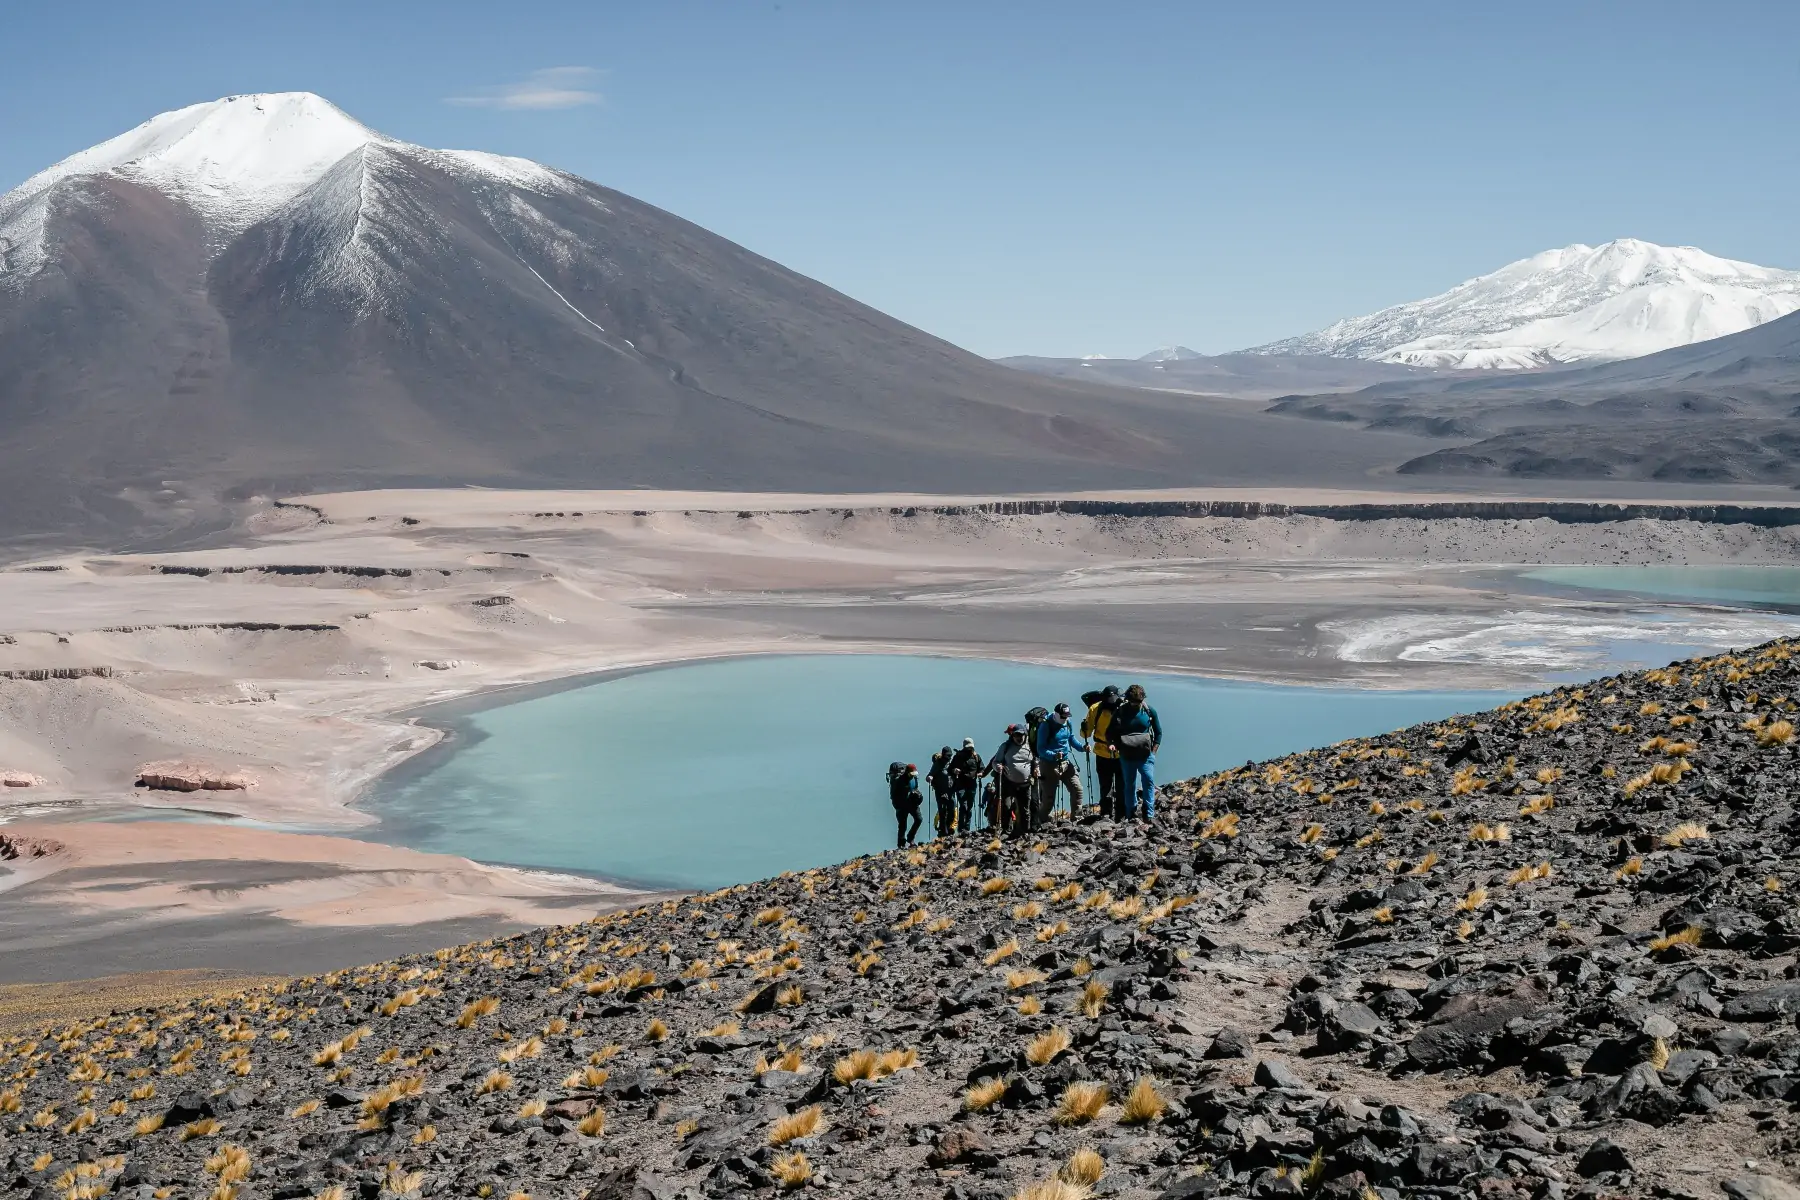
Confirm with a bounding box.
[1245,239,1800,370]
[0,91,1201,544]
[0,92,563,284]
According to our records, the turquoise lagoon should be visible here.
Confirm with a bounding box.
[1527,565,1800,608]
[359,655,1508,890]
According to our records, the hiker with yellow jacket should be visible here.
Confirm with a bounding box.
[1082,685,1123,819]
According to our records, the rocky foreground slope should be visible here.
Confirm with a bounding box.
[13,644,1800,1200]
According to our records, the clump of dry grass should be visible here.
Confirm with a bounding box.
[576,1110,607,1138]
[179,1117,221,1141]
[966,1077,1008,1111]
[1456,886,1487,912]
[476,1070,514,1095]
[1059,1148,1104,1187]
[984,938,1021,966]
[517,1098,547,1120]
[1468,822,1510,843]
[1661,822,1709,847]
[980,877,1013,896]
[1616,856,1643,879]
[1011,1182,1090,1200]
[1518,795,1555,817]
[1504,862,1553,886]
[1055,1082,1108,1125]
[770,1152,811,1190]
[1017,996,1044,1015]
[1650,925,1703,952]
[754,906,786,926]
[1026,1026,1071,1066]
[1119,1077,1165,1124]
[1753,717,1796,747]
[769,1105,824,1145]
[775,983,805,1007]
[1079,980,1108,1019]
[133,1114,165,1136]
[289,1099,320,1118]
[1036,920,1070,943]
[453,993,496,1036]
[645,1019,669,1043]
[1007,968,1047,990]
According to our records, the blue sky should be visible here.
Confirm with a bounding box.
[4,1,1795,358]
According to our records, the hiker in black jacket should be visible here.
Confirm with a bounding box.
[949,738,984,833]
[928,747,954,838]
[887,762,923,847]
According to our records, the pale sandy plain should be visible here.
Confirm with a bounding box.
[4,486,1800,981]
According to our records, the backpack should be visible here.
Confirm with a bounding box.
[886,761,907,786]
[1024,706,1050,753]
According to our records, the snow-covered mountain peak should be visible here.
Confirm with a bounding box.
[16,93,385,229]
[1246,239,1800,370]
[0,92,576,290]
[1138,345,1205,362]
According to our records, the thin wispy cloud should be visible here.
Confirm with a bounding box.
[447,67,604,111]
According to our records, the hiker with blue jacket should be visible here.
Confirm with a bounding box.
[1034,701,1087,823]
[1107,684,1163,823]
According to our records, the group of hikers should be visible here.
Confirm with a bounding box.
[885,683,1164,847]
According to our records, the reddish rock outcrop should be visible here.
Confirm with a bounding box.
[134,761,256,792]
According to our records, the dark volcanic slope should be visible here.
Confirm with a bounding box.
[11,643,1800,1199]
[1265,313,1800,485]
[0,144,1448,550]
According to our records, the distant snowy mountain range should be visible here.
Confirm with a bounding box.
[1076,240,1800,372]
[1242,239,1800,370]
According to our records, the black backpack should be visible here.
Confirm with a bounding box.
[1024,706,1050,753]
[886,761,907,786]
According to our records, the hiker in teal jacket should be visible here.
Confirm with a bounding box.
[1107,684,1163,822]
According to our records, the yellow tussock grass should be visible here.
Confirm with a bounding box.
[1055,1082,1108,1125]
[1059,1148,1105,1186]
[1036,920,1070,943]
[1456,887,1487,912]
[980,877,1013,896]
[1650,925,1703,952]
[966,1078,1007,1111]
[1007,968,1047,990]
[1409,851,1440,874]
[456,997,499,1029]
[645,1019,669,1043]
[771,1151,811,1189]
[769,1105,824,1145]
[180,1117,220,1141]
[1079,980,1108,1019]
[1018,996,1043,1015]
[1026,1026,1071,1066]
[476,1070,514,1095]
[577,1110,607,1137]
[1119,1077,1166,1124]
[1012,1182,1090,1200]
[985,938,1021,966]
[1662,822,1708,847]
